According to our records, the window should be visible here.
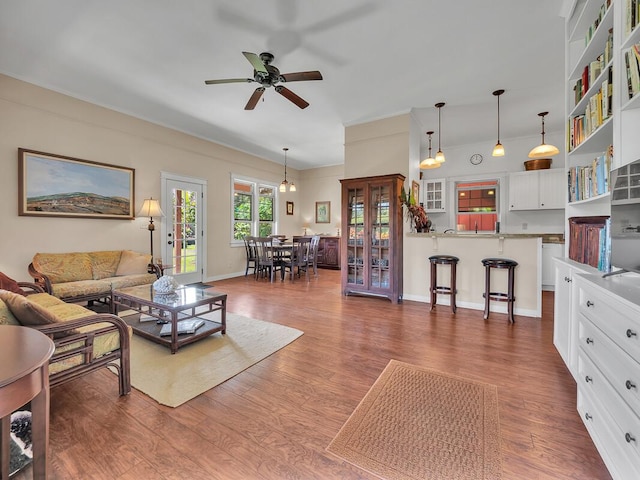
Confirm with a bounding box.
[455,180,499,232]
[232,176,278,242]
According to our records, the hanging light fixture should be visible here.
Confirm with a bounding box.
[279,147,296,192]
[420,131,440,169]
[528,111,559,158]
[492,89,505,157]
[434,102,446,163]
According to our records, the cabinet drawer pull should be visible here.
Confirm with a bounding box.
[625,433,636,444]
[586,338,594,345]
[585,375,593,383]
[626,380,637,390]
[627,329,637,338]
[586,300,594,307]
[585,413,593,421]
[564,276,572,282]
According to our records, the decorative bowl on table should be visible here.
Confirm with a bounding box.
[153,276,179,295]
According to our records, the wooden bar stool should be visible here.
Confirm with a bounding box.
[482,257,518,323]
[428,255,459,313]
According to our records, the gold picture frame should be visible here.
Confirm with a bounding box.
[18,148,135,219]
[412,180,420,204]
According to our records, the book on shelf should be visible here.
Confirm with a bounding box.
[568,216,610,272]
[567,147,612,202]
[159,318,205,336]
[625,46,640,99]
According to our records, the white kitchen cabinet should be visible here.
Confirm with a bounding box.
[422,178,445,212]
[553,257,594,377]
[542,243,563,290]
[574,273,640,480]
[508,169,565,211]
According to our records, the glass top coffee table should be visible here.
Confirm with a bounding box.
[111,284,227,354]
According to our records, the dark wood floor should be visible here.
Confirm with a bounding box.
[14,269,610,480]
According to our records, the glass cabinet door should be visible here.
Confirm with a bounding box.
[346,186,365,286]
[370,183,391,289]
[424,178,445,212]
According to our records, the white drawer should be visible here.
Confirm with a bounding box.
[578,386,640,480]
[578,314,640,414]
[577,280,640,361]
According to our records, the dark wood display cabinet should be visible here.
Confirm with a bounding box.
[317,236,341,269]
[340,173,404,303]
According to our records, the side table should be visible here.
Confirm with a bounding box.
[1,326,55,480]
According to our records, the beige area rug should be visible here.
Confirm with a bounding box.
[327,360,502,480]
[120,311,303,407]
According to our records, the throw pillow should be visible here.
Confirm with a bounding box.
[0,272,25,295]
[0,290,60,326]
[115,250,151,276]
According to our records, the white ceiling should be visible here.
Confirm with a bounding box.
[0,1,567,170]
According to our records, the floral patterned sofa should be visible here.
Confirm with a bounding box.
[28,250,160,305]
[0,273,130,396]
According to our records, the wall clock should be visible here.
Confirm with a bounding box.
[470,153,483,165]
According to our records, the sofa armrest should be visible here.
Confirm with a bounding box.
[148,263,161,278]
[17,281,46,295]
[28,262,53,294]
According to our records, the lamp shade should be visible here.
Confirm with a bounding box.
[420,131,441,169]
[137,198,164,218]
[528,111,559,158]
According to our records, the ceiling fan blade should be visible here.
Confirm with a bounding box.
[275,85,309,109]
[279,71,323,82]
[245,87,265,110]
[204,78,253,85]
[242,51,267,74]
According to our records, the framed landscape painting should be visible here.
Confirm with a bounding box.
[18,149,135,219]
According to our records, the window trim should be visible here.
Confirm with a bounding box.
[447,174,505,233]
[231,174,279,245]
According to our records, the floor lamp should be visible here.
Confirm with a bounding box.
[138,197,165,263]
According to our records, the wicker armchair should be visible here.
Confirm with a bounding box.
[0,275,131,396]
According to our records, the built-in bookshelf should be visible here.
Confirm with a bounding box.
[565,0,614,269]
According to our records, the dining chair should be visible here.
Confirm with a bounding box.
[254,237,281,282]
[243,236,258,276]
[283,236,312,281]
[308,235,321,275]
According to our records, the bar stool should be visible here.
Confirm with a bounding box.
[428,255,459,313]
[481,257,518,323]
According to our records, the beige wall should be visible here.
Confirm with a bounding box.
[344,114,411,180]
[0,74,339,281]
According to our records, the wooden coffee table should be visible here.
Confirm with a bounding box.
[111,284,227,354]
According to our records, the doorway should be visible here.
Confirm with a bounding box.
[161,173,207,285]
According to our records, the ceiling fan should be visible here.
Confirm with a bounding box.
[204,51,323,110]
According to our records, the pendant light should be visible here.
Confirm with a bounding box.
[434,102,446,163]
[420,131,440,169]
[279,147,296,192]
[528,111,559,158]
[492,89,505,157]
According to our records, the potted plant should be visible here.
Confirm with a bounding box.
[400,187,431,232]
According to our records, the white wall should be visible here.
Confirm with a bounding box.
[419,134,566,234]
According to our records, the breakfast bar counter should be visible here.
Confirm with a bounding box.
[403,233,544,318]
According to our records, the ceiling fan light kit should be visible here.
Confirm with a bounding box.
[528,111,560,158]
[204,51,322,110]
[434,102,446,163]
[420,131,440,169]
[492,89,505,157]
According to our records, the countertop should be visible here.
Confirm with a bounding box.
[408,232,565,244]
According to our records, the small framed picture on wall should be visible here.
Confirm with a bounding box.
[412,180,420,204]
[315,201,330,223]
[286,201,294,215]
